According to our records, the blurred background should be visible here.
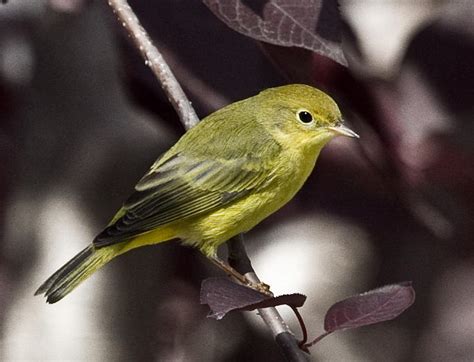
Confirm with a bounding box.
[0,0,473,360]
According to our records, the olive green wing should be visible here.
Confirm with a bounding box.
[93,152,273,247]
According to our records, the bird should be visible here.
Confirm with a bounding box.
[35,84,359,303]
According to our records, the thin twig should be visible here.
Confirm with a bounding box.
[229,236,310,361]
[106,1,307,360]
[229,236,291,334]
[107,0,199,130]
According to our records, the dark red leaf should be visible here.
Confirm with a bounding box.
[200,277,306,319]
[203,0,347,66]
[324,282,415,332]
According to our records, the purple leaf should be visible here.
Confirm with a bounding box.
[324,282,415,332]
[200,277,306,319]
[203,0,347,66]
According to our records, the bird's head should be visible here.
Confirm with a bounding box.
[256,84,358,149]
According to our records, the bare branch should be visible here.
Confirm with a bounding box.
[107,0,199,130]
[228,235,310,361]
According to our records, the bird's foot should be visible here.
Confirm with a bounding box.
[207,255,273,296]
[245,279,273,297]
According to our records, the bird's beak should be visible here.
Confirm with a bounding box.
[327,124,359,138]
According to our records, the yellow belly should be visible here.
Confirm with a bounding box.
[179,147,321,256]
[117,225,177,254]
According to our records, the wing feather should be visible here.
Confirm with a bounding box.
[93,153,270,247]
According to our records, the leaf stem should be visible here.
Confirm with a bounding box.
[303,331,332,349]
[291,306,308,350]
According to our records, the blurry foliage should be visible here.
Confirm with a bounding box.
[0,0,473,361]
[203,0,347,65]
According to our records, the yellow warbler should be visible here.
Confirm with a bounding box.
[36,84,358,303]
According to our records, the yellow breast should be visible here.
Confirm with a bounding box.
[179,143,322,256]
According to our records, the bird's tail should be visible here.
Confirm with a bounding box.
[35,245,116,303]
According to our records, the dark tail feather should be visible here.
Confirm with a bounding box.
[35,245,114,303]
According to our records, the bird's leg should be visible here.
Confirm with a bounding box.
[208,256,273,296]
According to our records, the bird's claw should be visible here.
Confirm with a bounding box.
[245,279,273,297]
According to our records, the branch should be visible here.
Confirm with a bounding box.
[107,0,199,130]
[228,235,310,361]
[106,1,307,360]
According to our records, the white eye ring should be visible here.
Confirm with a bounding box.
[296,109,314,125]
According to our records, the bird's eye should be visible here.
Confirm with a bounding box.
[297,110,314,124]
